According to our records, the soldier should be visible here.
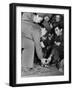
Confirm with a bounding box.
[21,12,44,71]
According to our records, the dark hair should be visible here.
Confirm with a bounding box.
[33,13,37,15]
[21,12,24,16]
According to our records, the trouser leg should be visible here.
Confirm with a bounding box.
[21,38,34,70]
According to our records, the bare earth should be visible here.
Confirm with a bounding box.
[21,64,64,77]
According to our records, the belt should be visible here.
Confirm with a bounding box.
[22,32,33,41]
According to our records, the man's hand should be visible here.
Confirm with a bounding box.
[54,41,61,46]
[41,58,47,64]
[40,41,45,48]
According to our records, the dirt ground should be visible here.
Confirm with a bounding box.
[21,64,64,77]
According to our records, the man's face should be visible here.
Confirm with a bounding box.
[33,14,43,23]
[55,15,60,22]
[55,27,62,36]
[22,12,33,20]
[44,16,50,22]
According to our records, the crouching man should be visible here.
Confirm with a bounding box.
[21,12,47,72]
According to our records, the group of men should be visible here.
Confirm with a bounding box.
[34,13,64,71]
[21,12,64,72]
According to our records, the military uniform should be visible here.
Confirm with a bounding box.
[21,13,43,70]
